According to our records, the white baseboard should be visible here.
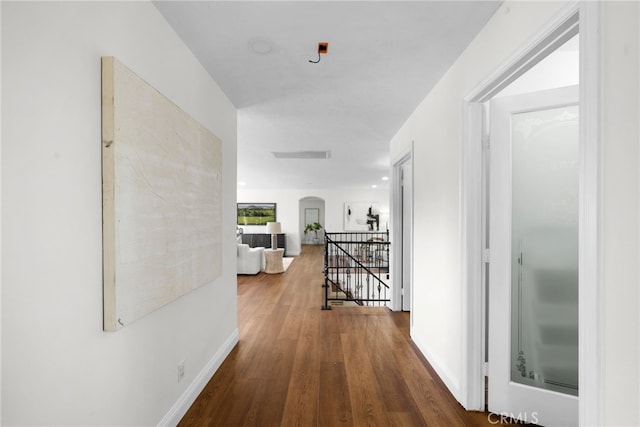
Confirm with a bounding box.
[410,330,462,404]
[158,328,240,426]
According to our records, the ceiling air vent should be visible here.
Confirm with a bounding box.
[272,151,331,160]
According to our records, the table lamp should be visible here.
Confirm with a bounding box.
[265,222,282,250]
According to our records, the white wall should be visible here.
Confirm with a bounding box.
[391,1,571,399]
[238,188,389,255]
[0,2,3,421]
[495,34,579,98]
[1,2,238,425]
[391,1,640,424]
[600,2,640,424]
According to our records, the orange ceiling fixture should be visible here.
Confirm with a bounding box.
[309,42,329,63]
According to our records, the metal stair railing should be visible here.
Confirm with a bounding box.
[322,231,390,309]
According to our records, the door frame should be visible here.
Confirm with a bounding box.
[459,2,601,425]
[400,159,413,312]
[391,142,414,315]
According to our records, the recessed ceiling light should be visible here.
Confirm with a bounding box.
[238,182,247,186]
[372,184,378,188]
[382,176,389,181]
[248,38,273,55]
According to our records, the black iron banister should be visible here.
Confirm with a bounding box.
[322,231,390,310]
[330,240,387,282]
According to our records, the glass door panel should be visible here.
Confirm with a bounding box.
[510,105,579,395]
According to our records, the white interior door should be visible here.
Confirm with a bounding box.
[488,86,579,426]
[401,161,413,312]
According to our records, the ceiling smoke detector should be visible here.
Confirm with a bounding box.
[248,38,273,55]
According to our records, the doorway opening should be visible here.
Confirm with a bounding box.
[299,196,325,246]
[392,145,414,316]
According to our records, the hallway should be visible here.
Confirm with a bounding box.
[180,245,507,426]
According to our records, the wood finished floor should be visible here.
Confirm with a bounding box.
[180,245,512,426]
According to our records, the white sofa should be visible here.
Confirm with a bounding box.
[237,243,264,275]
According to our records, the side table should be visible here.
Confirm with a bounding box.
[264,248,285,274]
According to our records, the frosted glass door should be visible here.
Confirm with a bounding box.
[488,86,579,427]
[511,105,579,395]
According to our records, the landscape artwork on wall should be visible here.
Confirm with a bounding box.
[101,57,222,331]
[237,203,277,226]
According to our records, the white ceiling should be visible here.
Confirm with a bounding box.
[154,1,502,190]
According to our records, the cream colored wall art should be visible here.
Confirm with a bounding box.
[102,57,222,331]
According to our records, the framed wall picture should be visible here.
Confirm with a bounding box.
[305,208,320,225]
[237,203,277,226]
[344,202,380,231]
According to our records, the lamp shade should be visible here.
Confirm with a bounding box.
[265,222,282,234]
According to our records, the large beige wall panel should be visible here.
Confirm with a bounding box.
[1,2,237,425]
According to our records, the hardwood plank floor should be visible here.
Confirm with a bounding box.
[180,245,512,426]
